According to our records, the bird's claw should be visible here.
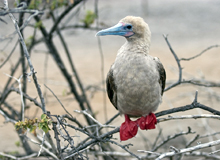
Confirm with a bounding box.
[120,115,138,141]
[136,113,157,130]
[120,113,157,141]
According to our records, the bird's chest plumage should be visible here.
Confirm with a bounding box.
[112,53,161,117]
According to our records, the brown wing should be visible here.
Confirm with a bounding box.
[154,58,166,95]
[106,68,118,110]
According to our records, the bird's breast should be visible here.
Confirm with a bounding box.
[112,53,161,117]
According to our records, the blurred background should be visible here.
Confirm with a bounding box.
[0,0,220,158]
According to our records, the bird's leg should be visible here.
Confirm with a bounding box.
[136,113,157,130]
[120,114,138,141]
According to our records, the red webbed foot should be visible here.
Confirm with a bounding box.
[136,113,157,130]
[120,114,138,141]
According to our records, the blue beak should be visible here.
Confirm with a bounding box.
[96,22,134,37]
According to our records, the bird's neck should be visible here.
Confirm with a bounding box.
[123,38,150,54]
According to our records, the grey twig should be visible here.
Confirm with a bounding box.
[200,131,220,139]
[185,151,220,159]
[0,109,17,123]
[60,24,103,31]
[152,127,195,152]
[0,152,37,160]
[152,128,163,150]
[181,79,220,88]
[9,87,42,108]
[180,44,220,61]
[52,122,63,160]
[186,134,200,148]
[156,91,220,117]
[7,8,46,113]
[44,84,73,118]
[163,36,220,92]
[108,140,141,160]
[163,34,182,91]
[74,110,116,128]
[156,139,220,160]
[48,0,84,39]
[0,40,18,68]
[50,11,94,118]
[3,1,59,155]
[157,114,220,123]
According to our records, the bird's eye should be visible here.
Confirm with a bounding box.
[126,25,132,30]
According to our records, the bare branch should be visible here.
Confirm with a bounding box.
[75,110,116,128]
[157,114,220,123]
[186,134,200,148]
[26,136,59,160]
[8,9,46,113]
[44,84,73,118]
[60,24,103,31]
[152,127,195,152]
[163,34,183,92]
[0,152,37,160]
[181,79,220,87]
[185,151,220,159]
[0,109,17,123]
[48,0,84,39]
[10,87,42,108]
[4,74,25,121]
[180,44,220,61]
[0,41,18,68]
[155,92,220,117]
[156,139,220,160]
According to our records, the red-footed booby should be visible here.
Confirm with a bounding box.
[96,16,166,141]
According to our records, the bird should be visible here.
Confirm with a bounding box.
[96,16,166,141]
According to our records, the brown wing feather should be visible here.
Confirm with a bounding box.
[106,68,118,110]
[155,58,166,95]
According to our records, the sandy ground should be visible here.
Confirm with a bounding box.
[1,0,220,159]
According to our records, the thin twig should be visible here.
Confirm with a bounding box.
[50,11,94,118]
[0,109,17,123]
[52,121,63,160]
[155,94,220,117]
[48,0,84,39]
[163,34,182,91]
[74,110,116,128]
[37,132,45,157]
[0,152,37,160]
[26,136,59,160]
[0,40,18,68]
[44,84,73,118]
[60,24,103,31]
[8,9,46,113]
[95,0,108,124]
[156,139,220,160]
[200,131,220,139]
[186,134,200,148]
[180,44,220,61]
[108,140,141,160]
[152,128,163,150]
[157,114,220,123]
[152,127,195,152]
[4,74,25,121]
[34,15,95,127]
[10,87,42,108]
[185,151,220,159]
